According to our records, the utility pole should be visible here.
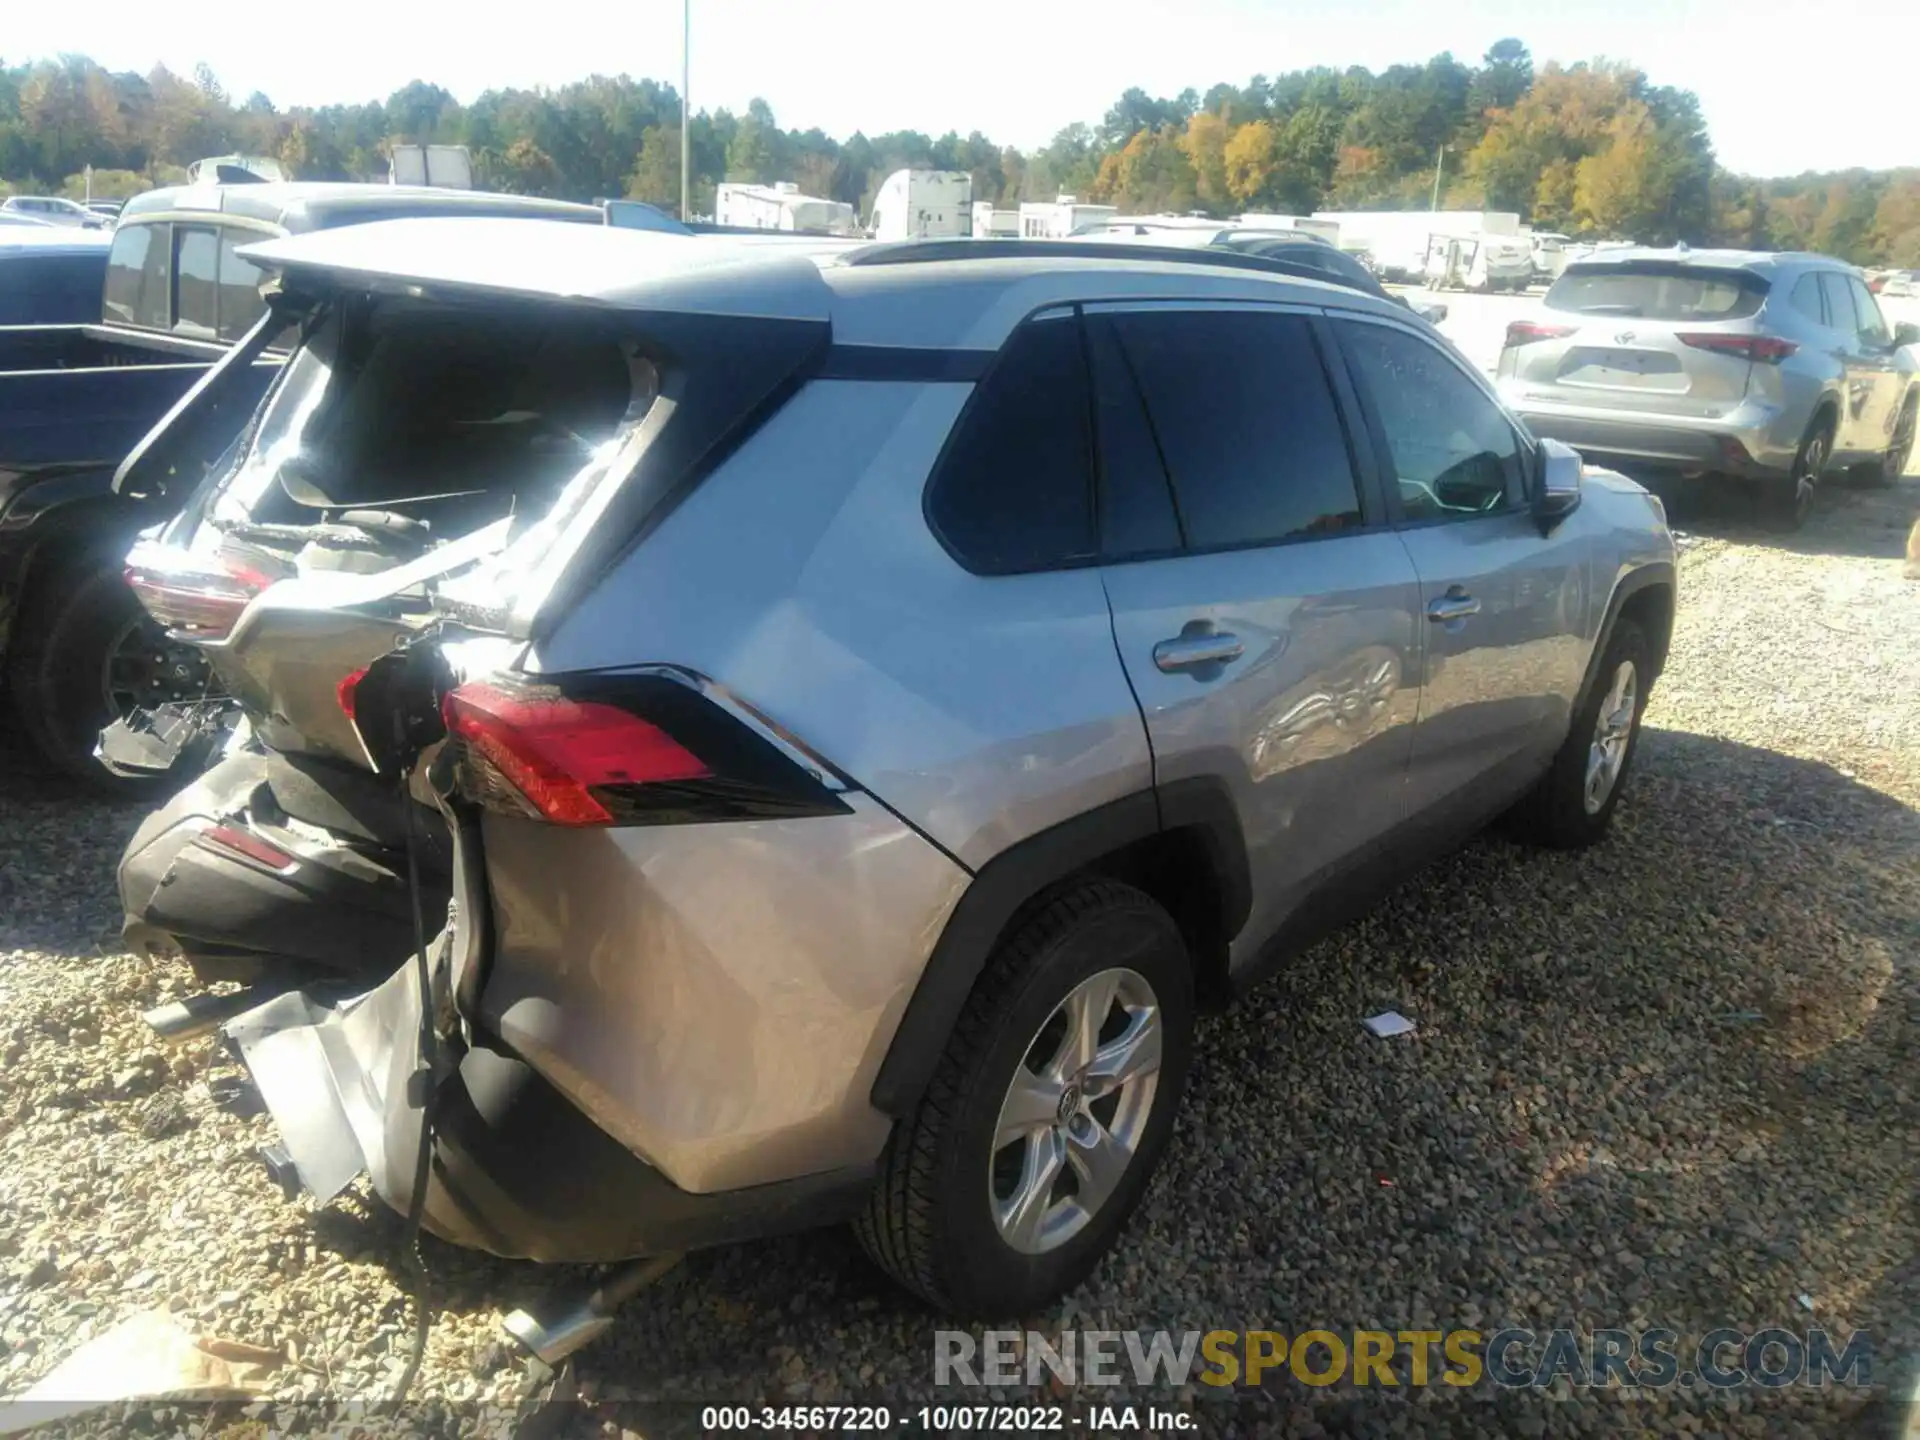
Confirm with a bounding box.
[680,0,691,220]
[1430,145,1446,213]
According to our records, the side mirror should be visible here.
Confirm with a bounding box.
[1533,438,1583,532]
[1894,321,1920,349]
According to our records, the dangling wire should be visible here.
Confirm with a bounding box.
[386,704,440,1411]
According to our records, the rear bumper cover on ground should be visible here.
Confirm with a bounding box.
[117,749,445,985]
[226,964,873,1264]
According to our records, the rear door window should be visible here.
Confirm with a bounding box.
[1101,307,1362,550]
[1847,278,1892,347]
[1788,274,1828,327]
[925,310,1095,574]
[1085,313,1182,559]
[1337,319,1524,521]
[1547,263,1766,321]
[173,225,219,339]
[1818,273,1858,339]
[102,222,172,329]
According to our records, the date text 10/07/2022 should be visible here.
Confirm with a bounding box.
[699,1406,1192,1431]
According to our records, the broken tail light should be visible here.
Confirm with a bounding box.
[1677,332,1797,364]
[124,537,286,641]
[439,673,851,828]
[124,564,260,639]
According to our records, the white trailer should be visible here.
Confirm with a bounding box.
[715,182,857,235]
[1313,210,1522,282]
[1017,195,1119,239]
[971,202,1020,238]
[869,170,972,241]
[1235,213,1340,245]
[388,144,473,190]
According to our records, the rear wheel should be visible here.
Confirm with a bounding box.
[1762,415,1832,531]
[8,562,214,794]
[856,879,1194,1315]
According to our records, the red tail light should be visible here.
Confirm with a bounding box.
[435,673,852,829]
[1504,320,1576,348]
[1677,332,1797,364]
[443,681,711,827]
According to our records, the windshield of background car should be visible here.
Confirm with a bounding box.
[1545,262,1767,321]
[209,295,658,537]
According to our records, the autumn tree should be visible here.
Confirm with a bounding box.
[1091,125,1197,213]
[1180,111,1231,213]
[1223,120,1278,207]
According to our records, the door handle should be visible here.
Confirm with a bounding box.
[1153,631,1244,672]
[1426,589,1481,623]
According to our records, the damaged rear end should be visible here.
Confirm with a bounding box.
[118,220,833,990]
[214,221,965,1262]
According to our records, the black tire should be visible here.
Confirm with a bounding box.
[1762,414,1833,531]
[1862,391,1917,488]
[856,879,1195,1316]
[7,561,178,795]
[1509,617,1650,849]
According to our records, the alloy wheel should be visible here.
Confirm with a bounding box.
[1583,660,1638,815]
[103,614,219,717]
[1790,432,1827,525]
[988,967,1162,1255]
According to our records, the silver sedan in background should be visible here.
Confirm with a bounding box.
[1497,247,1918,528]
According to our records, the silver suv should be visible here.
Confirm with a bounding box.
[180,222,1677,1316]
[1498,247,1920,529]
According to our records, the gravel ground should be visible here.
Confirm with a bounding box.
[2,475,1918,1437]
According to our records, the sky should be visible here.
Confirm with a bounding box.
[9,0,1917,177]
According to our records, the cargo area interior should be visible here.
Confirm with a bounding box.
[209,296,651,561]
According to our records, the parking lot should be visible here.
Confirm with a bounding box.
[1,337,1916,1432]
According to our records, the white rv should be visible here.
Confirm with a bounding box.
[869,170,972,241]
[387,144,473,190]
[1314,210,1523,283]
[715,182,857,235]
[1017,195,1120,239]
[971,202,1020,238]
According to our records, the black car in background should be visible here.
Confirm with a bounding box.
[0,182,603,788]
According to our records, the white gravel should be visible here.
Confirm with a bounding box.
[1,471,1916,1436]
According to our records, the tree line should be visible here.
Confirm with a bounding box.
[2,44,1916,265]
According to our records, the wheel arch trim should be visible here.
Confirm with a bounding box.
[868,777,1249,1117]
[1572,560,1675,722]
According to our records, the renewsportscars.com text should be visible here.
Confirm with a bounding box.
[935,1328,1874,1390]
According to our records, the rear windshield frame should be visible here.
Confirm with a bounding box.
[1545,261,1769,322]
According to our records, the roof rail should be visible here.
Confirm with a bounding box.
[840,237,1362,288]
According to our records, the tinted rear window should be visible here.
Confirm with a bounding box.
[1546,263,1766,321]
[925,312,1095,574]
[1106,308,1362,550]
